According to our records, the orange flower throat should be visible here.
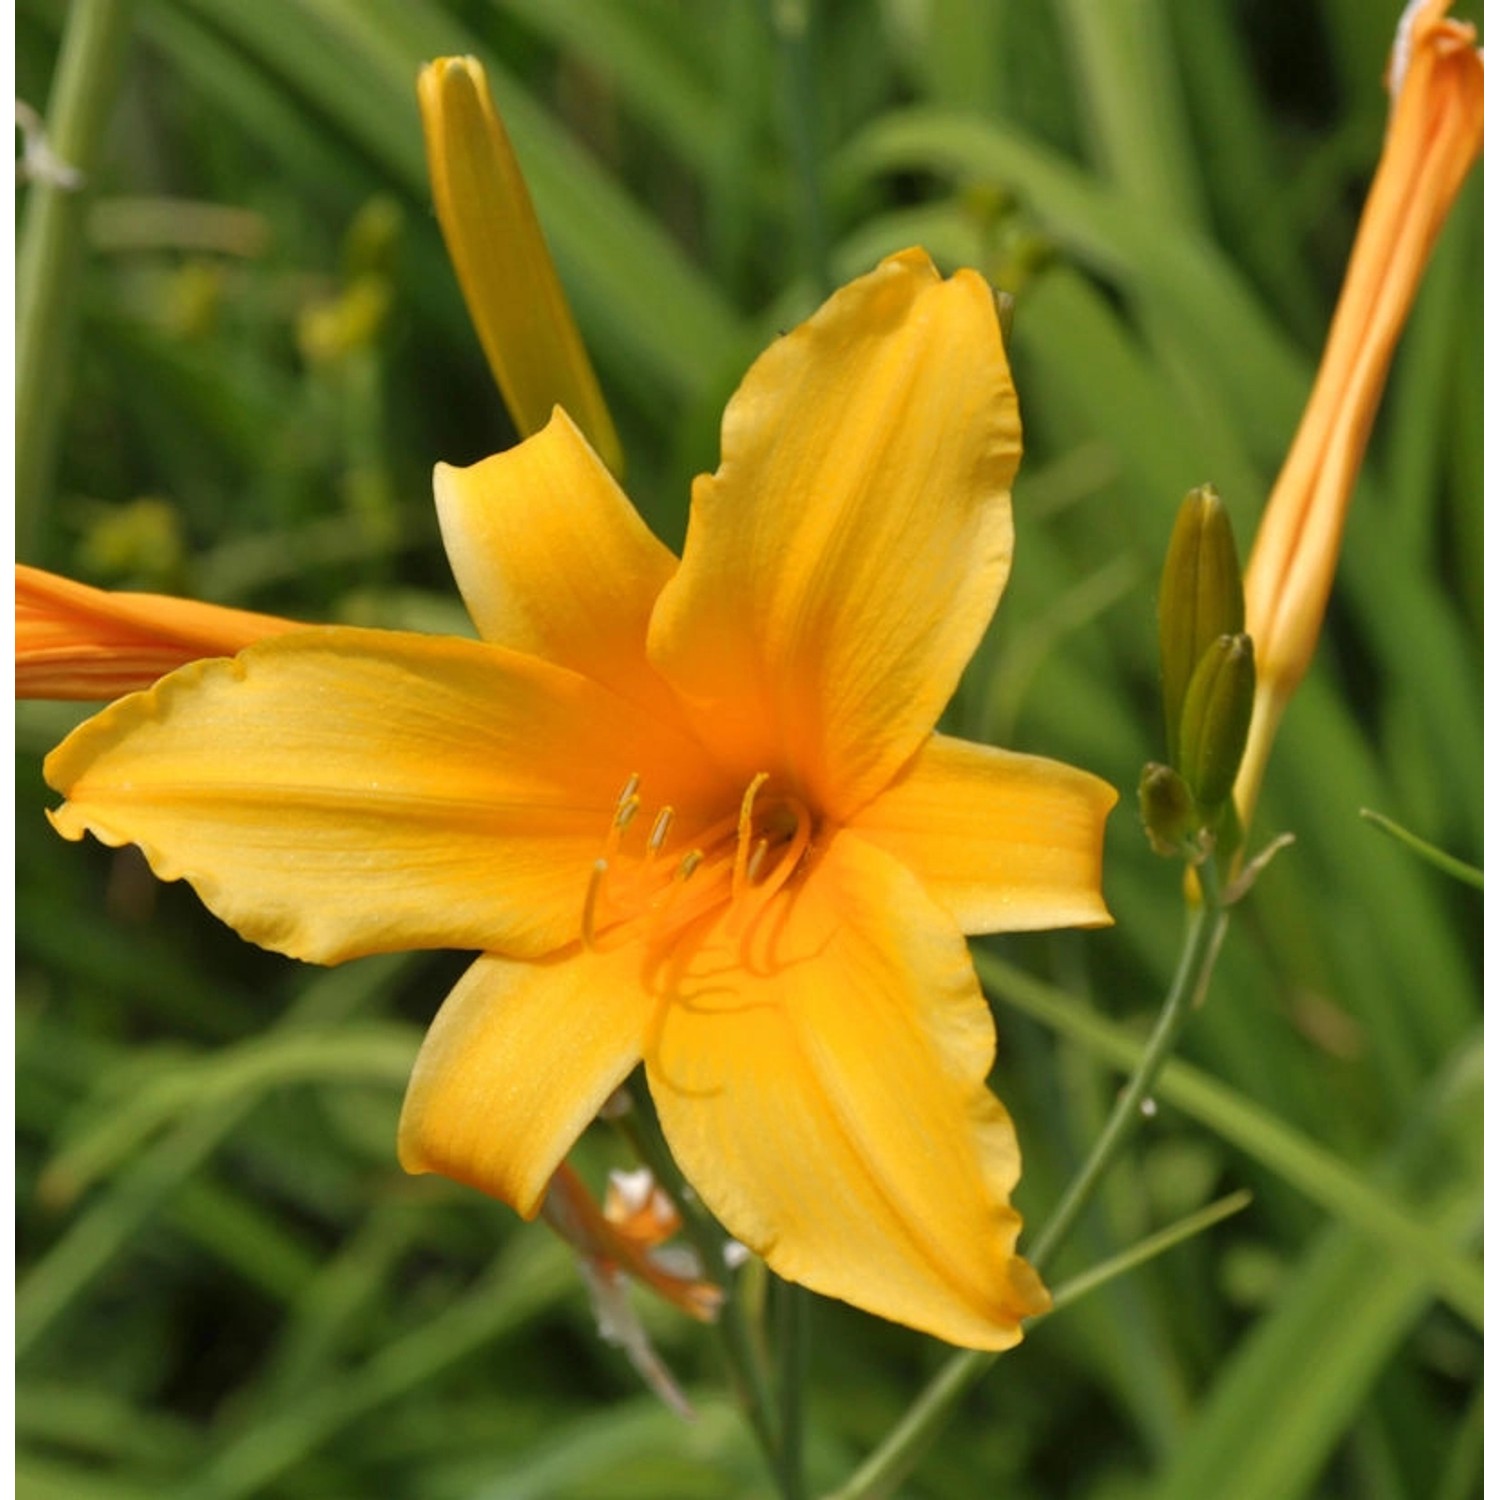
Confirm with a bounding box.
[581,772,816,959]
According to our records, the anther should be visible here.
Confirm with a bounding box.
[648,806,674,855]
[617,772,641,807]
[678,849,703,880]
[733,773,771,899]
[615,795,641,831]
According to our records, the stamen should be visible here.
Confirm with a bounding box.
[615,795,641,832]
[648,806,674,856]
[678,849,703,880]
[732,773,770,899]
[581,857,610,950]
[617,772,641,809]
[729,795,814,945]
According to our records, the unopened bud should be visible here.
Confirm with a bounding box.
[1139,762,1195,856]
[418,56,623,476]
[1159,486,1244,766]
[1179,633,1255,814]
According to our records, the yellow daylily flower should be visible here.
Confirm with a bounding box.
[16,563,299,700]
[419,56,624,476]
[1235,0,1483,829]
[43,249,1114,1349]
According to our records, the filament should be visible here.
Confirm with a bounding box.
[581,858,609,950]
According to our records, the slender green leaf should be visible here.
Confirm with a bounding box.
[978,951,1483,1329]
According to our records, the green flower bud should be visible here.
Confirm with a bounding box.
[1159,485,1245,766]
[1179,632,1256,814]
[1138,762,1195,856]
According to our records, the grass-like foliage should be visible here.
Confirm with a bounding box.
[16,1,1481,1496]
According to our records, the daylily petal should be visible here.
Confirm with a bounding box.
[16,564,299,699]
[646,830,1049,1349]
[850,733,1115,934]
[398,951,647,1216]
[46,629,720,964]
[434,410,679,716]
[647,248,1020,821]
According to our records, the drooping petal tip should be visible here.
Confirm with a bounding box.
[646,832,1051,1349]
[397,952,648,1217]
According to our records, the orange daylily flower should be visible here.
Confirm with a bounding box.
[1235,0,1483,828]
[16,563,298,700]
[43,249,1114,1349]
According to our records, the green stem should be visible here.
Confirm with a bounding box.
[759,0,833,297]
[774,1278,810,1500]
[823,865,1230,1500]
[618,1077,784,1488]
[16,0,136,559]
[1031,881,1226,1270]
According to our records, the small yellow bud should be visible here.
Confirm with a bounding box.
[1158,485,1244,768]
[296,274,391,365]
[341,195,404,281]
[76,497,186,591]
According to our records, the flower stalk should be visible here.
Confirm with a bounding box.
[617,1076,783,1483]
[760,0,833,298]
[16,0,136,556]
[774,1278,811,1500]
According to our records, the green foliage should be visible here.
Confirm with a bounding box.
[16,0,1481,1496]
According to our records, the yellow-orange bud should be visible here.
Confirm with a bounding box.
[418,57,623,476]
[1235,0,1482,831]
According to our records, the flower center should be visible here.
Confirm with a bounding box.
[581,772,813,956]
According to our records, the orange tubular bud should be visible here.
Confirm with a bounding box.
[15,564,300,700]
[1235,0,1482,829]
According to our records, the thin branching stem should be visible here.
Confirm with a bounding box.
[759,0,833,297]
[774,1278,810,1500]
[823,862,1231,1500]
[618,1076,786,1490]
[17,0,136,556]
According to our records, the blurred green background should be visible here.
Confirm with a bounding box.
[16,1,1482,1497]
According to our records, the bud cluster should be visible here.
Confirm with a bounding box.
[1140,486,1256,861]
